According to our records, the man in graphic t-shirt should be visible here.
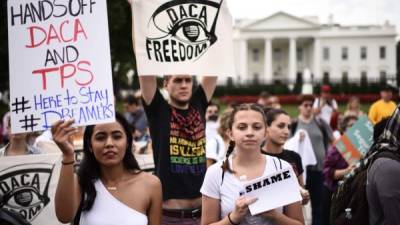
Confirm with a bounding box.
[139,75,217,225]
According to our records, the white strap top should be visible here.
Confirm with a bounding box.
[80,180,148,225]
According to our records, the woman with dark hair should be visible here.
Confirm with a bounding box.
[201,104,304,225]
[261,108,310,205]
[52,113,162,225]
[322,115,358,225]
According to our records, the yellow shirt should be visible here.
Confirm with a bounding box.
[368,100,397,124]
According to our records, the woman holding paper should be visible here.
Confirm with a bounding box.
[260,108,310,205]
[52,113,162,225]
[201,103,304,225]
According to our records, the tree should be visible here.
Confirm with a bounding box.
[397,40,400,87]
[0,0,136,100]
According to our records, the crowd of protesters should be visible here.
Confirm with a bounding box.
[1,81,399,225]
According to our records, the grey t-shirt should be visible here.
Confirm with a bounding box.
[297,119,332,171]
[367,157,400,225]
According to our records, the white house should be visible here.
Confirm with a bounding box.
[230,12,397,85]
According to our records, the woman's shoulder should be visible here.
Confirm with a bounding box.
[135,171,161,188]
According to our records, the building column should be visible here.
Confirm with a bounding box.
[264,38,273,84]
[313,37,321,80]
[239,39,248,82]
[288,37,297,83]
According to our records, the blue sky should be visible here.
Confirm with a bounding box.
[227,0,399,38]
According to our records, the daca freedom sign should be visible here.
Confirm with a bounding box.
[0,154,62,225]
[132,0,234,76]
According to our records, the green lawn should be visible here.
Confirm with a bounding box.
[282,103,371,118]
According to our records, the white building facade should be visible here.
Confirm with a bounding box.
[231,12,397,85]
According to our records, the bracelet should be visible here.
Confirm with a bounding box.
[228,212,239,225]
[61,160,75,165]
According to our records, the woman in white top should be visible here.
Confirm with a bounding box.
[52,113,162,225]
[201,104,304,225]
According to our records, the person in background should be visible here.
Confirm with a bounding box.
[52,113,162,225]
[368,85,397,124]
[322,115,358,225]
[131,3,217,223]
[205,103,225,167]
[201,104,304,225]
[292,95,334,225]
[2,111,10,146]
[261,108,310,205]
[344,96,364,117]
[123,95,148,136]
[0,117,41,156]
[257,91,271,107]
[313,85,338,126]
[267,95,282,109]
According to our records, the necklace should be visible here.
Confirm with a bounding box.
[107,186,117,191]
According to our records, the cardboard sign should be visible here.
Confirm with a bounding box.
[335,115,374,165]
[8,0,115,134]
[243,166,302,215]
[0,154,63,225]
[132,0,234,77]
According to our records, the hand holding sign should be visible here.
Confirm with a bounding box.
[229,196,258,224]
[51,119,77,158]
[243,165,302,215]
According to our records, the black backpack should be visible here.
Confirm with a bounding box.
[330,150,400,225]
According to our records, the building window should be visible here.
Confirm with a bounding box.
[380,71,387,85]
[323,47,330,61]
[342,71,349,84]
[252,49,260,62]
[323,71,330,84]
[360,46,367,60]
[342,47,348,60]
[297,48,303,62]
[253,73,259,84]
[380,46,386,59]
[361,71,368,85]
[273,48,282,61]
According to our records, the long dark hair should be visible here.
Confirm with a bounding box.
[221,104,266,182]
[264,108,288,127]
[77,113,141,211]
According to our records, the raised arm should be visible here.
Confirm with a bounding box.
[200,76,218,102]
[52,119,81,223]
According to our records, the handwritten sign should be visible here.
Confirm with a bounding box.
[243,166,302,215]
[0,154,63,225]
[335,115,374,165]
[8,0,115,133]
[132,0,234,77]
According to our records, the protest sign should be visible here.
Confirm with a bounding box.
[243,165,302,215]
[0,154,63,225]
[132,0,235,77]
[8,0,115,134]
[335,115,374,165]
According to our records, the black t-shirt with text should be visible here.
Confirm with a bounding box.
[262,149,304,177]
[144,87,208,200]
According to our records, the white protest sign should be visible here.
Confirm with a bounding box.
[8,0,115,134]
[0,154,63,225]
[243,165,302,215]
[132,0,235,77]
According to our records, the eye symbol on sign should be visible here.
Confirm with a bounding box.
[1,186,48,209]
[169,19,209,44]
